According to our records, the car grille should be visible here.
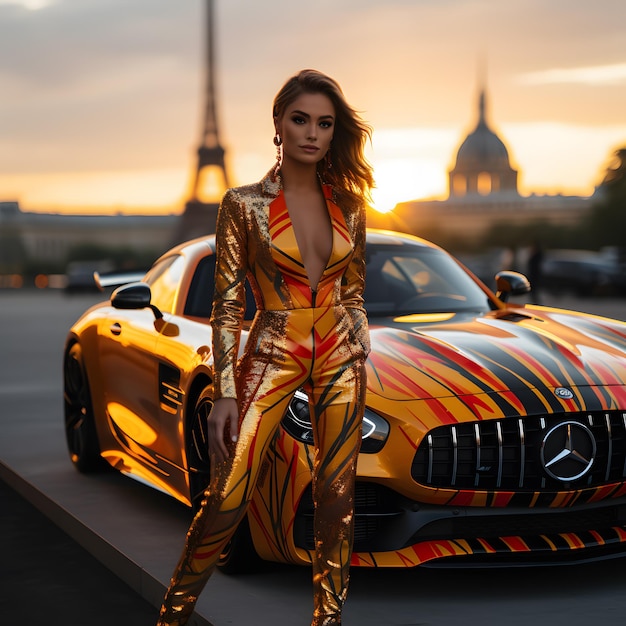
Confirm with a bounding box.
[411,504,626,542]
[411,411,626,491]
[294,482,403,551]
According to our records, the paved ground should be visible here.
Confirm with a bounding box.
[4,290,626,626]
[0,478,158,626]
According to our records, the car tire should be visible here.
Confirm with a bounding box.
[187,386,213,511]
[63,342,106,473]
[218,516,263,574]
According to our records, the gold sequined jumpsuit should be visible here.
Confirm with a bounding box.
[158,169,370,626]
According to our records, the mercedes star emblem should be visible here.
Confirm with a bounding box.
[540,420,596,482]
[554,387,574,400]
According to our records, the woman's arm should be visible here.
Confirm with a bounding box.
[340,203,371,356]
[208,189,248,461]
[210,189,248,400]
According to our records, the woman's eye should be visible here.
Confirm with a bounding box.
[320,121,333,129]
[292,116,305,124]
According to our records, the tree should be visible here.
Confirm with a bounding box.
[583,147,626,253]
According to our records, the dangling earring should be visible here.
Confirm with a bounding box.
[325,145,333,170]
[273,134,282,168]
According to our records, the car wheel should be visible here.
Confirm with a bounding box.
[217,515,262,574]
[63,342,106,473]
[187,386,213,511]
[187,386,262,574]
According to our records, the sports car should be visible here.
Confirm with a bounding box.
[63,229,626,572]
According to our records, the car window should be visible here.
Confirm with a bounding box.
[184,255,216,318]
[182,245,490,320]
[185,254,256,320]
[364,245,491,316]
[143,254,185,314]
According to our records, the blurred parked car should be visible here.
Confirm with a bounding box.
[64,261,114,293]
[541,249,626,297]
[64,230,626,572]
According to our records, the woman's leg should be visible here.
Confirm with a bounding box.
[157,363,300,625]
[156,450,253,625]
[309,357,367,626]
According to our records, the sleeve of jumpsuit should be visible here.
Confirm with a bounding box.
[210,189,248,400]
[340,201,371,357]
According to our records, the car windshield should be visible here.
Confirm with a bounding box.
[184,242,493,320]
[363,244,492,316]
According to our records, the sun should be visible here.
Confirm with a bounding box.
[366,127,455,213]
[370,157,447,213]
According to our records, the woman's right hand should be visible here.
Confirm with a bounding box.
[207,397,239,464]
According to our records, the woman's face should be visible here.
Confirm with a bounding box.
[275,92,335,167]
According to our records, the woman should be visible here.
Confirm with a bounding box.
[158,68,373,626]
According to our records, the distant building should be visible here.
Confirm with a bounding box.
[368,88,595,241]
[1,86,599,275]
[449,89,519,199]
[0,201,177,271]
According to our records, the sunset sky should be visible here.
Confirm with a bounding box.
[1,0,626,215]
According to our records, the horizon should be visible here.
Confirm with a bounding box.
[2,0,625,216]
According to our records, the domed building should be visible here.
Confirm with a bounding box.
[448,90,519,199]
[368,85,592,244]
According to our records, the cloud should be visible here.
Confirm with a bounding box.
[0,0,199,87]
[517,63,626,86]
[0,0,203,171]
[0,0,53,9]
[3,0,626,209]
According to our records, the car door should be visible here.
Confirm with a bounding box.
[153,253,256,469]
[97,303,160,458]
[152,254,216,467]
[98,255,184,462]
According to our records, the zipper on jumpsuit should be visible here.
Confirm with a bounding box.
[310,288,317,362]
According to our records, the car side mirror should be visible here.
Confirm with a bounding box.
[111,282,163,319]
[495,271,531,302]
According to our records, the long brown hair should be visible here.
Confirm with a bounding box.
[273,69,374,207]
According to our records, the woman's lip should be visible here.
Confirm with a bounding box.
[300,145,319,151]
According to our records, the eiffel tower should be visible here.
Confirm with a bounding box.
[173,0,230,245]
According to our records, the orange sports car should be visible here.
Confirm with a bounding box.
[63,230,626,572]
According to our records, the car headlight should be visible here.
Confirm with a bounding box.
[282,389,390,453]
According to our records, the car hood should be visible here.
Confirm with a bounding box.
[367,306,626,410]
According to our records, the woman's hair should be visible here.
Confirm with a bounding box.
[273,69,374,207]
